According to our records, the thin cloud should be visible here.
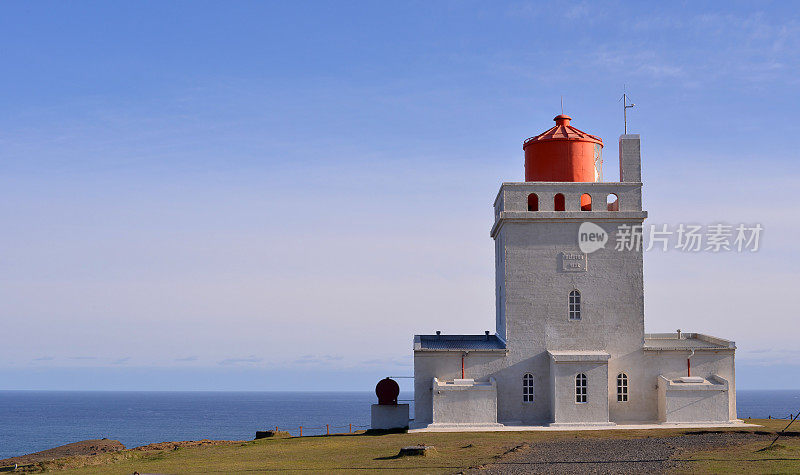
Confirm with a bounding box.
[360,357,412,367]
[564,2,592,20]
[218,356,263,366]
[507,0,604,23]
[292,354,344,365]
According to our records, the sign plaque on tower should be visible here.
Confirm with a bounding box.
[559,251,587,272]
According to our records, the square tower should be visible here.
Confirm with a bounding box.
[412,125,737,429]
[490,134,646,424]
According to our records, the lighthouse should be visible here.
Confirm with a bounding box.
[410,114,738,428]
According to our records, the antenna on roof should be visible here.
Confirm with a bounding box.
[560,95,564,115]
[619,85,636,134]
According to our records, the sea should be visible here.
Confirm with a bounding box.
[0,389,798,460]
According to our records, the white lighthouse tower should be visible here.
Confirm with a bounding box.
[411,115,737,428]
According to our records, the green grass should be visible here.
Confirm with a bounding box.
[671,418,800,474]
[11,419,800,474]
[677,437,800,474]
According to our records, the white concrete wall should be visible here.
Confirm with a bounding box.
[414,350,554,425]
[619,135,642,183]
[495,234,507,341]
[608,349,652,422]
[551,360,609,424]
[493,217,646,424]
[413,135,738,426]
[371,404,410,430]
[414,347,737,425]
[432,378,498,424]
[604,349,736,422]
[418,187,650,425]
[644,350,736,421]
[657,375,730,423]
[413,352,507,425]
[492,182,643,214]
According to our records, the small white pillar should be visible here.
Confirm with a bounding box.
[619,134,641,182]
[370,404,410,430]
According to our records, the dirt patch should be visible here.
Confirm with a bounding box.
[132,439,241,451]
[0,438,242,468]
[0,439,124,467]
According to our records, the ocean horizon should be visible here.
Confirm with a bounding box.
[1,389,798,460]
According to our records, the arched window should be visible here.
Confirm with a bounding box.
[527,193,539,211]
[606,193,619,211]
[580,193,592,211]
[554,193,565,211]
[617,373,628,402]
[575,373,587,403]
[523,373,534,403]
[569,290,581,320]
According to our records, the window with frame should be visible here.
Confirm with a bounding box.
[575,373,587,403]
[617,373,628,402]
[523,373,534,403]
[569,290,581,320]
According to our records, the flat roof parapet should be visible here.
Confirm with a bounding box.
[644,332,735,350]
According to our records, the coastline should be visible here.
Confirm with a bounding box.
[3,419,799,474]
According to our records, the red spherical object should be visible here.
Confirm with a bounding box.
[375,378,399,405]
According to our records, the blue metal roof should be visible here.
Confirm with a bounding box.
[414,334,507,351]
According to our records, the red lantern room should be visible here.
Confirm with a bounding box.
[523,114,603,184]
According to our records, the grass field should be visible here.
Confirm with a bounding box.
[6,419,800,474]
[674,420,800,474]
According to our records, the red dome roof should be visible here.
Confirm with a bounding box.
[523,115,603,148]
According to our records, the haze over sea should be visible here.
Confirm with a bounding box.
[0,390,798,460]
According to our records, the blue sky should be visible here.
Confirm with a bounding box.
[1,1,799,391]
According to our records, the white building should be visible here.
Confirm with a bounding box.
[412,116,737,428]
